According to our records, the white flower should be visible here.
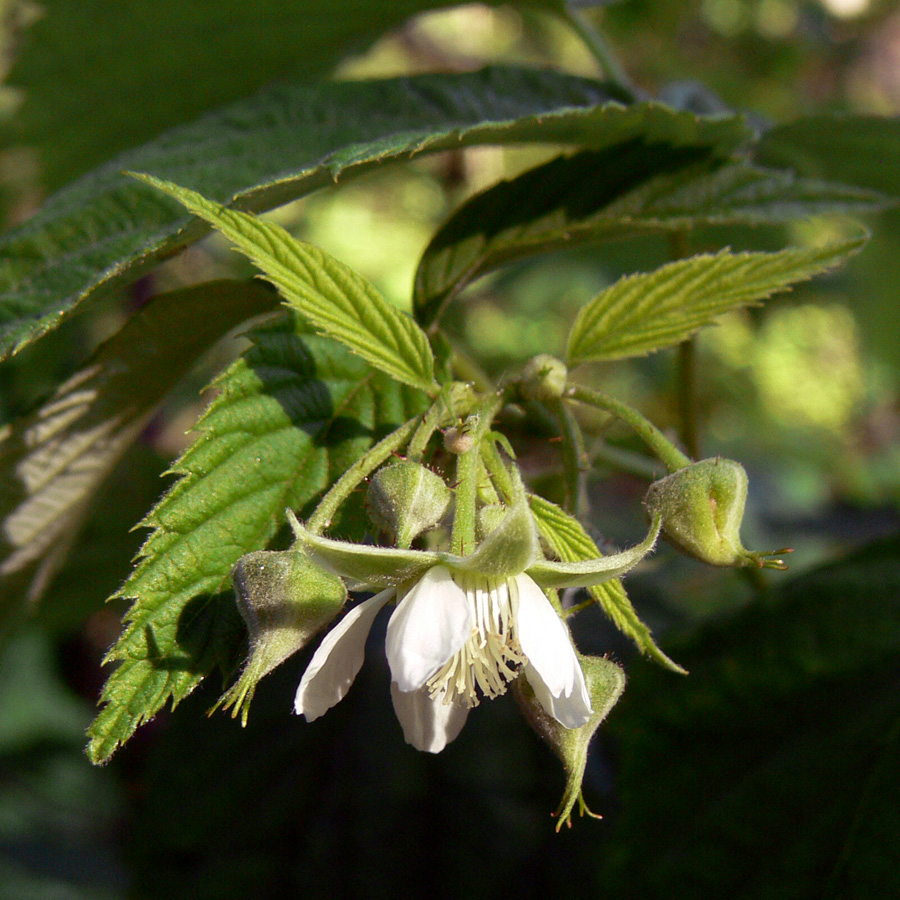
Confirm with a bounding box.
[294,564,594,752]
[288,496,661,753]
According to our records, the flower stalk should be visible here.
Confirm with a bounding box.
[566,382,692,474]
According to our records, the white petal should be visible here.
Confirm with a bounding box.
[513,573,592,729]
[524,662,592,730]
[294,588,393,721]
[385,566,472,693]
[390,682,469,753]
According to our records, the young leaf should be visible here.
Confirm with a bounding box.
[0,69,746,361]
[0,280,277,630]
[528,494,685,673]
[413,143,884,327]
[136,174,438,393]
[566,234,867,365]
[86,313,427,764]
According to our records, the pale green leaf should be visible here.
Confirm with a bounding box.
[566,235,867,364]
[136,175,438,393]
[0,281,277,629]
[0,68,747,360]
[413,147,882,327]
[86,313,427,764]
[528,495,685,673]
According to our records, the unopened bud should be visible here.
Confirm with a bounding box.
[514,655,625,829]
[520,354,568,404]
[367,460,451,547]
[443,425,476,455]
[220,549,347,723]
[644,458,789,569]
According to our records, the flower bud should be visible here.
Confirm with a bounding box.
[443,425,476,455]
[367,460,451,548]
[520,354,568,404]
[644,458,788,569]
[514,654,625,829]
[220,549,347,723]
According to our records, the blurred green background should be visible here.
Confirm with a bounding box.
[0,1,898,897]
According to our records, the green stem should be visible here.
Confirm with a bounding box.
[452,435,479,556]
[480,437,515,503]
[450,395,504,555]
[591,440,666,482]
[476,454,501,506]
[668,230,701,460]
[553,3,637,100]
[551,398,589,518]
[306,417,420,535]
[677,339,701,460]
[566,383,692,473]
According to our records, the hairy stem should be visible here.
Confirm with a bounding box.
[306,417,420,535]
[566,384,692,473]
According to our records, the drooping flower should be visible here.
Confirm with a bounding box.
[289,495,660,753]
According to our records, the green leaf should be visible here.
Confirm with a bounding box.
[0,68,747,361]
[0,281,277,630]
[565,234,866,364]
[86,313,427,764]
[599,534,900,898]
[757,114,900,197]
[5,0,523,191]
[413,145,883,327]
[528,494,684,673]
[136,175,438,393]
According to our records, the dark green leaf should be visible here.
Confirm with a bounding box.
[757,114,900,197]
[0,68,746,361]
[6,0,526,191]
[413,146,881,327]
[0,281,277,630]
[566,234,865,364]
[86,313,426,764]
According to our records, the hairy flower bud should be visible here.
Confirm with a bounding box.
[367,460,451,548]
[520,354,568,404]
[515,654,626,829]
[219,549,347,723]
[443,425,476,455]
[644,458,788,569]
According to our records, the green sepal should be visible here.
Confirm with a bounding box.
[514,654,626,829]
[448,484,540,578]
[527,514,661,589]
[217,549,347,724]
[288,511,438,588]
[289,484,540,586]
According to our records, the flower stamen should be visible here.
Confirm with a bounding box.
[427,574,525,707]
